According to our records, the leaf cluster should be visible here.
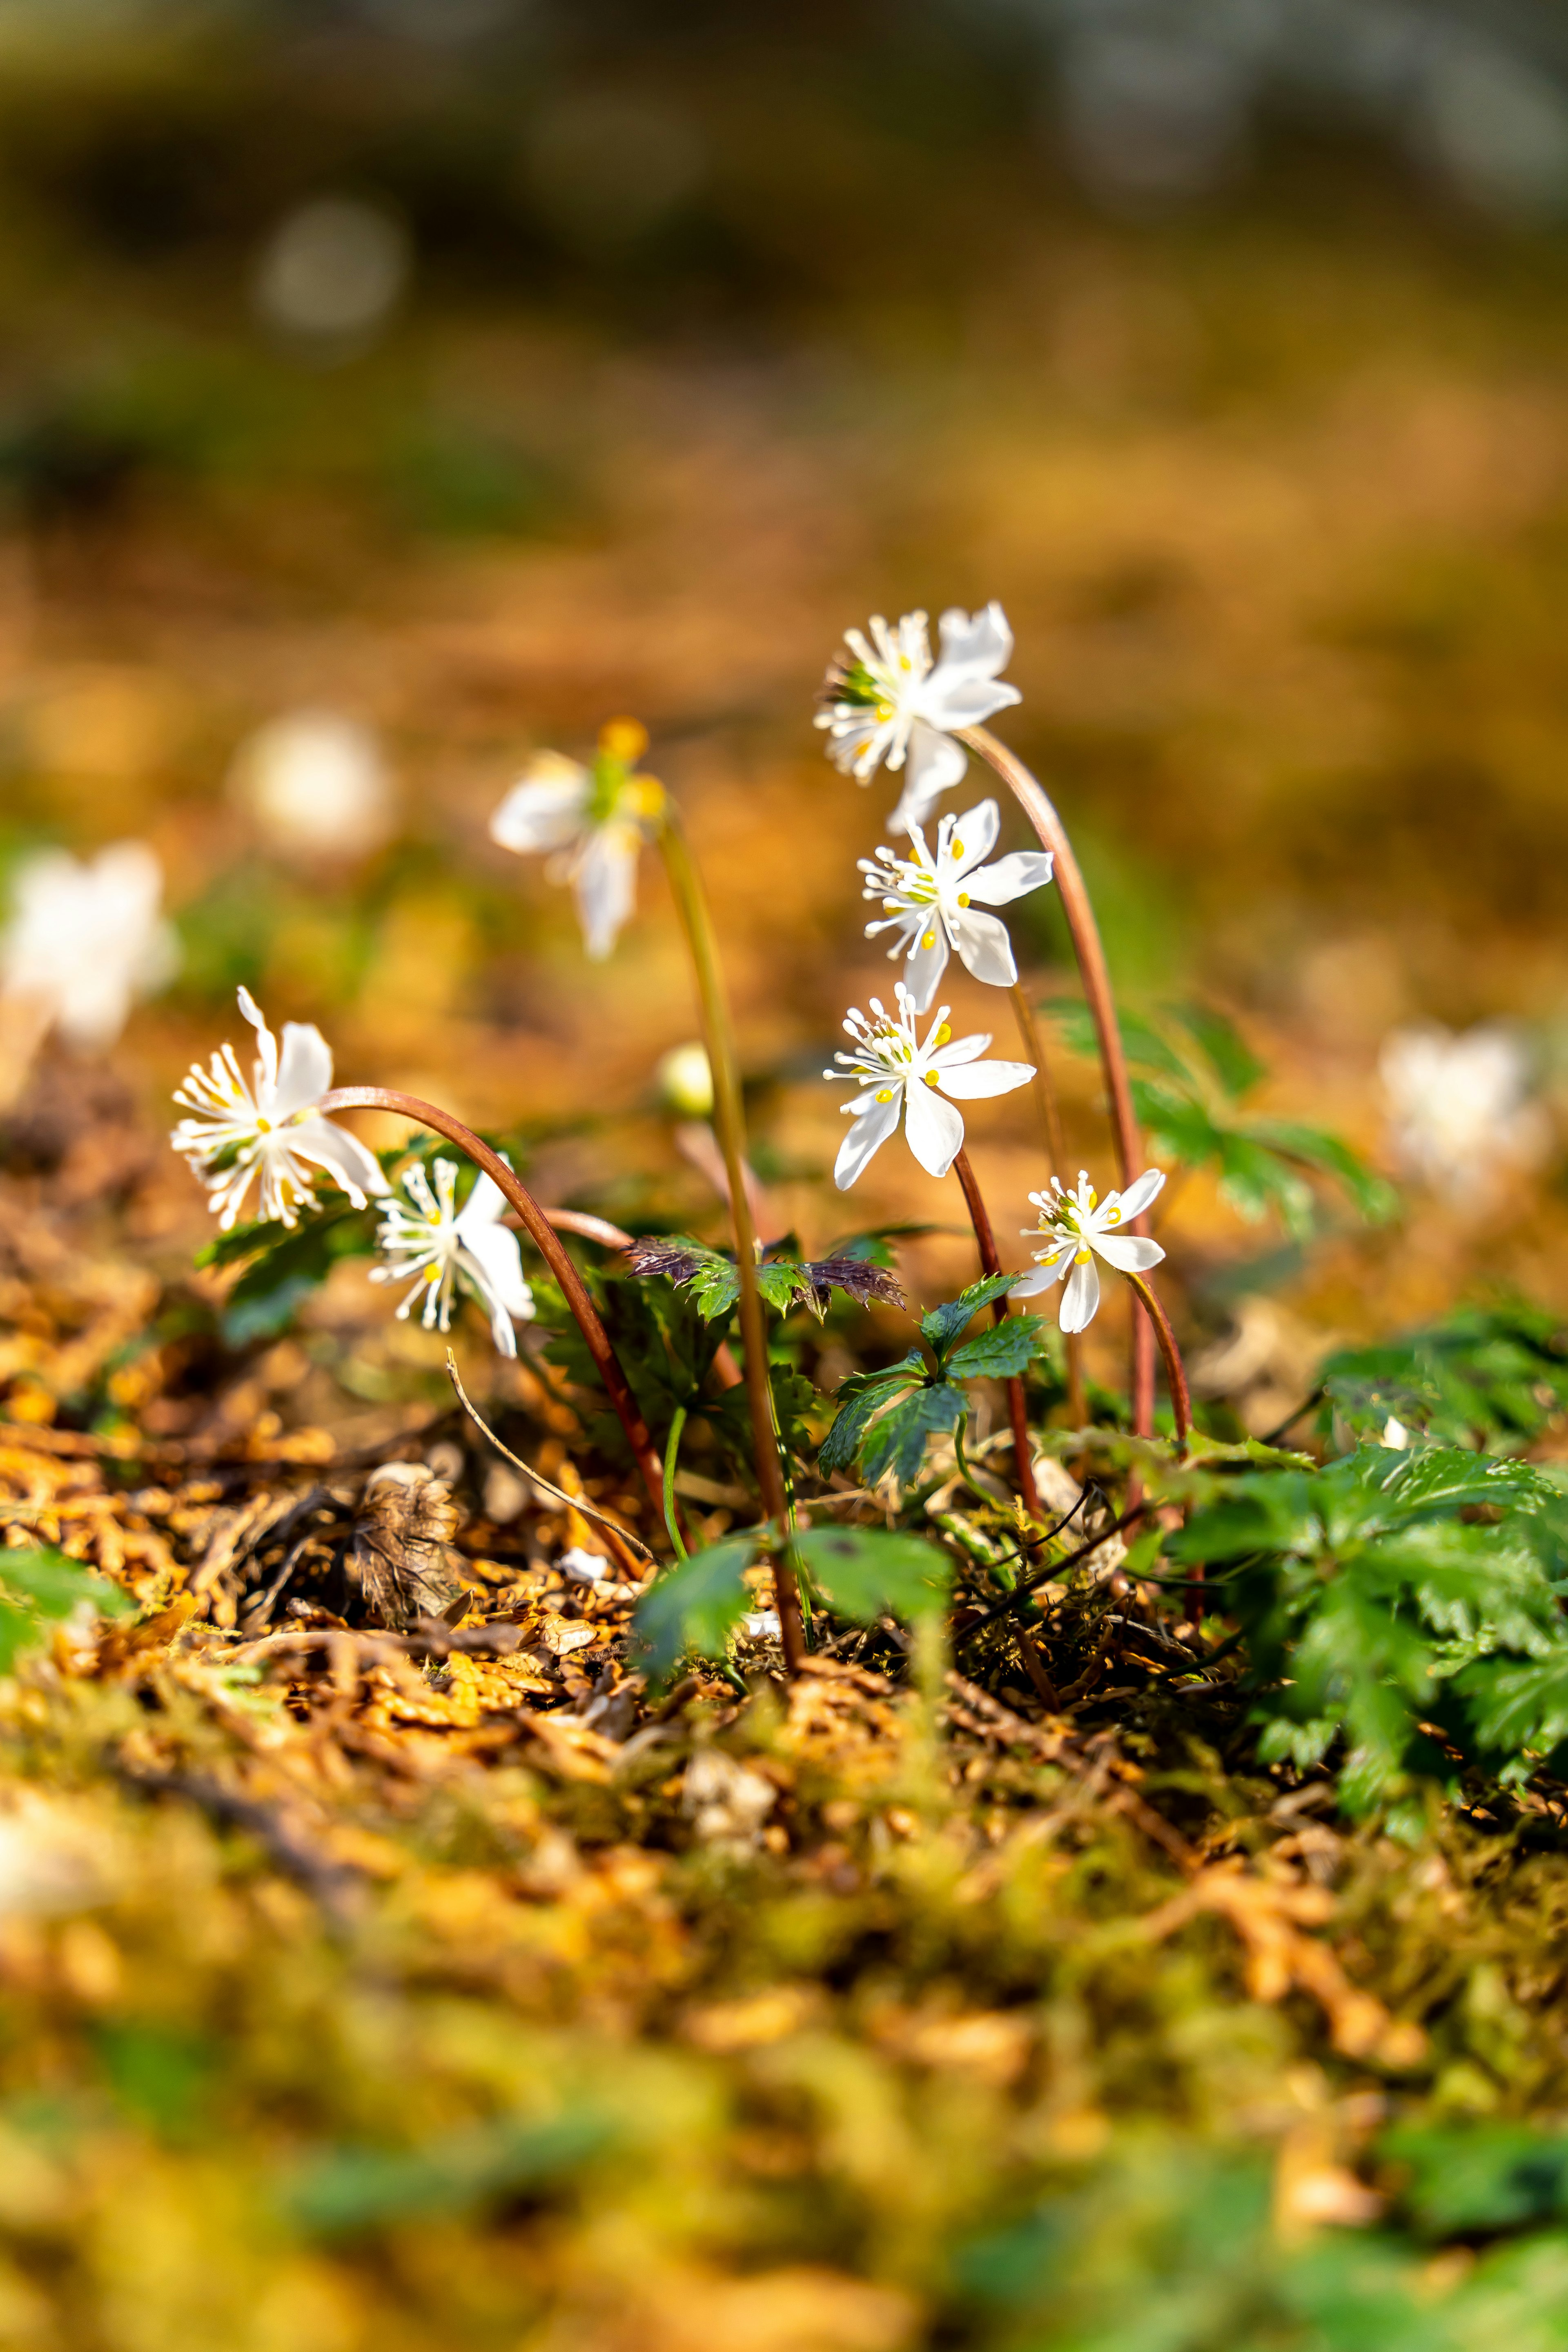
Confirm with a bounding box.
[622,1234,905,1323]
[633,1521,951,1678]
[1321,1301,1568,1454]
[196,1200,381,1346]
[818,1274,1046,1489]
[1172,1443,1568,1816]
[1049,999,1395,1235]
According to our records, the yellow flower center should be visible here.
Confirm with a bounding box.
[956,891,970,909]
[1105,1206,1120,1224]
[256,1116,272,1133]
[598,715,648,763]
[874,699,895,723]
[1074,1247,1092,1263]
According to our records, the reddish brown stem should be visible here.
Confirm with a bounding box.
[317,1087,670,1523]
[961,724,1156,1438]
[951,1148,1043,1523]
[1123,1271,1192,1451]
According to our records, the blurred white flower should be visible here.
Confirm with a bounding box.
[370,1156,535,1357]
[860,796,1054,1011]
[825,981,1033,1189]
[489,718,665,960]
[229,711,393,860]
[1380,1022,1549,1205]
[0,840,176,1051]
[1011,1167,1166,1334]
[816,603,1021,835]
[172,987,388,1229]
[252,197,410,347]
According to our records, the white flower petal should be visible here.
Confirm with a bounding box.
[574,822,640,960]
[489,755,589,853]
[1113,1167,1167,1222]
[887,721,968,833]
[942,798,1000,873]
[1008,1263,1063,1296]
[834,1090,903,1190]
[271,1021,334,1118]
[903,1079,965,1178]
[950,906,1019,991]
[962,850,1055,907]
[902,921,951,1014]
[455,1168,509,1229]
[1093,1233,1166,1274]
[934,600,1013,677]
[1059,1255,1101,1333]
[928,1029,992,1067]
[283,1116,388,1205]
[935,1057,1033,1101]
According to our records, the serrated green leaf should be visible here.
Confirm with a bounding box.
[631,1537,756,1679]
[220,1206,377,1346]
[947,1317,1047,1380]
[792,1527,951,1623]
[861,1382,967,1489]
[920,1275,1018,1359]
[1170,1003,1266,1099]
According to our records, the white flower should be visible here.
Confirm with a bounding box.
[489,719,665,960]
[815,602,1021,834]
[0,842,176,1051]
[825,982,1033,1189]
[1380,1022,1549,1206]
[1010,1168,1167,1334]
[859,796,1054,1012]
[369,1156,535,1357]
[172,986,388,1229]
[229,709,393,860]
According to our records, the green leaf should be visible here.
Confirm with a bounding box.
[861,1381,967,1488]
[792,1527,951,1622]
[1381,2124,1568,2236]
[632,1537,757,1678]
[284,2109,613,2236]
[1247,1120,1398,1226]
[219,1206,378,1346]
[816,1353,924,1479]
[0,1547,134,1673]
[920,1275,1018,1360]
[1171,1003,1265,1099]
[947,1317,1048,1380]
[1321,1303,1568,1454]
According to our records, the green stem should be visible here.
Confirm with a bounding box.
[655,806,805,1674]
[663,1404,690,1561]
[952,1419,992,1510]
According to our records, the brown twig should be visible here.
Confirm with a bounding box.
[961,725,1155,1437]
[317,1086,668,1521]
[443,1351,656,1573]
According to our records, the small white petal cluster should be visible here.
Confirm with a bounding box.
[490,722,664,961]
[1011,1168,1167,1333]
[172,987,387,1229]
[825,982,1033,1189]
[230,709,393,861]
[816,603,1021,835]
[1380,1022,1549,1206]
[369,1156,535,1357]
[1,842,177,1051]
[860,797,1054,1011]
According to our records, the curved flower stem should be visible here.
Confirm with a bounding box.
[655,806,806,1674]
[316,1086,670,1524]
[960,724,1156,1438]
[1120,1270,1192,1452]
[951,1147,1043,1523]
[1007,985,1087,1430]
[663,1404,690,1562]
